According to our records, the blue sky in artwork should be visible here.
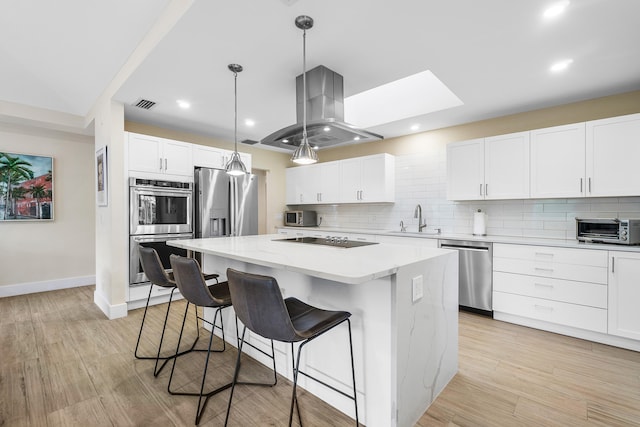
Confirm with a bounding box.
[15,153,52,177]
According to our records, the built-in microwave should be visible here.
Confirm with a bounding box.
[129,178,193,235]
[285,210,317,227]
[576,218,640,245]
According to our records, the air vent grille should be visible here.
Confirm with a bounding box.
[241,139,259,145]
[133,99,157,110]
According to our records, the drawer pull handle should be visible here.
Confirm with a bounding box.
[534,304,554,312]
[534,283,554,289]
[534,252,554,257]
[534,267,554,272]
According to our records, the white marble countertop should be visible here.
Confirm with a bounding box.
[168,234,453,285]
[277,226,640,252]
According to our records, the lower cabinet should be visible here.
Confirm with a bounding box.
[492,243,608,333]
[608,251,640,340]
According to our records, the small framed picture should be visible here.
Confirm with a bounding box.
[96,146,108,206]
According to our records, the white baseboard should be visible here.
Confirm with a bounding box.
[93,289,128,320]
[0,275,95,298]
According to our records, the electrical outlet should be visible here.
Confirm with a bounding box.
[412,275,423,302]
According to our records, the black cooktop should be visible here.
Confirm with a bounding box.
[273,236,378,248]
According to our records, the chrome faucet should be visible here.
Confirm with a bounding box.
[414,204,427,232]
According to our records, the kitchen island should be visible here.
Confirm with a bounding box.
[169,234,458,427]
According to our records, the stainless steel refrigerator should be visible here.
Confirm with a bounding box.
[194,167,258,239]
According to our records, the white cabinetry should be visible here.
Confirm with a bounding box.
[530,123,586,198]
[446,138,484,200]
[493,243,608,333]
[608,251,640,340]
[446,132,529,200]
[128,132,193,179]
[484,132,530,200]
[286,153,394,205]
[339,154,395,203]
[586,113,640,197]
[192,145,252,172]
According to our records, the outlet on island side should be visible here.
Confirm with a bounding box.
[412,275,423,302]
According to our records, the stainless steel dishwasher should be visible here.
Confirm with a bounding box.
[438,239,493,316]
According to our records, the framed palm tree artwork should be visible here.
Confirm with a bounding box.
[0,152,54,221]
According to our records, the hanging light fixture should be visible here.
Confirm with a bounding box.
[226,63,248,176]
[291,15,319,165]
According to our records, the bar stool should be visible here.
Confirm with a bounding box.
[224,268,359,427]
[168,254,233,425]
[134,247,219,376]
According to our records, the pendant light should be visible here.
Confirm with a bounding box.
[226,63,248,176]
[291,15,319,165]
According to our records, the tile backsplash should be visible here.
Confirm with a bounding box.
[304,151,640,240]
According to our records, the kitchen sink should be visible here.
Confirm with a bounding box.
[386,230,442,237]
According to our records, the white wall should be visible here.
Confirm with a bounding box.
[0,122,95,293]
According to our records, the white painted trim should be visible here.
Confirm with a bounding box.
[0,275,95,298]
[93,289,128,320]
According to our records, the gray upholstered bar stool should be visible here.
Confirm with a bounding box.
[168,254,233,425]
[224,268,359,427]
[134,247,219,376]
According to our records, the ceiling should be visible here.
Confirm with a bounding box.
[2,0,640,150]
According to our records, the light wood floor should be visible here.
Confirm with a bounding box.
[1,286,639,426]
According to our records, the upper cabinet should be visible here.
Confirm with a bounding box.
[128,133,193,179]
[192,145,252,172]
[586,113,640,197]
[448,113,640,201]
[484,132,530,200]
[446,132,529,200]
[530,123,586,198]
[127,132,252,181]
[286,153,395,205]
[340,154,395,203]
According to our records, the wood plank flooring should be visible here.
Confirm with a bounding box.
[1,286,640,426]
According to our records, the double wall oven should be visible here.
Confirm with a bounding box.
[129,178,193,286]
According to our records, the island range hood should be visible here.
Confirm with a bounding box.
[260,65,383,150]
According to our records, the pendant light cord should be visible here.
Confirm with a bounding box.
[302,27,307,143]
[233,70,238,153]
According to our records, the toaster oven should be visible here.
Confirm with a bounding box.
[576,218,640,245]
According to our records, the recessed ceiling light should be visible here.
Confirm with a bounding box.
[550,58,573,72]
[313,145,319,150]
[544,0,570,19]
[176,100,190,109]
[353,136,361,141]
[410,124,420,131]
[282,138,289,143]
[245,119,255,127]
[323,126,331,132]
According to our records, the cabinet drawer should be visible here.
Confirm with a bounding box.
[493,271,607,308]
[493,257,608,284]
[493,244,608,267]
[493,292,607,333]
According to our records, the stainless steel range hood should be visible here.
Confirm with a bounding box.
[260,65,383,150]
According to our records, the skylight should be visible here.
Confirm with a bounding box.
[344,70,463,129]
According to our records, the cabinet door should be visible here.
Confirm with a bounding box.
[586,113,640,197]
[318,162,340,203]
[340,158,363,202]
[608,251,640,340]
[484,131,530,200]
[193,145,225,169]
[360,154,394,202]
[530,123,586,198]
[446,138,485,200]
[128,133,163,173]
[162,139,193,177]
[286,167,305,204]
